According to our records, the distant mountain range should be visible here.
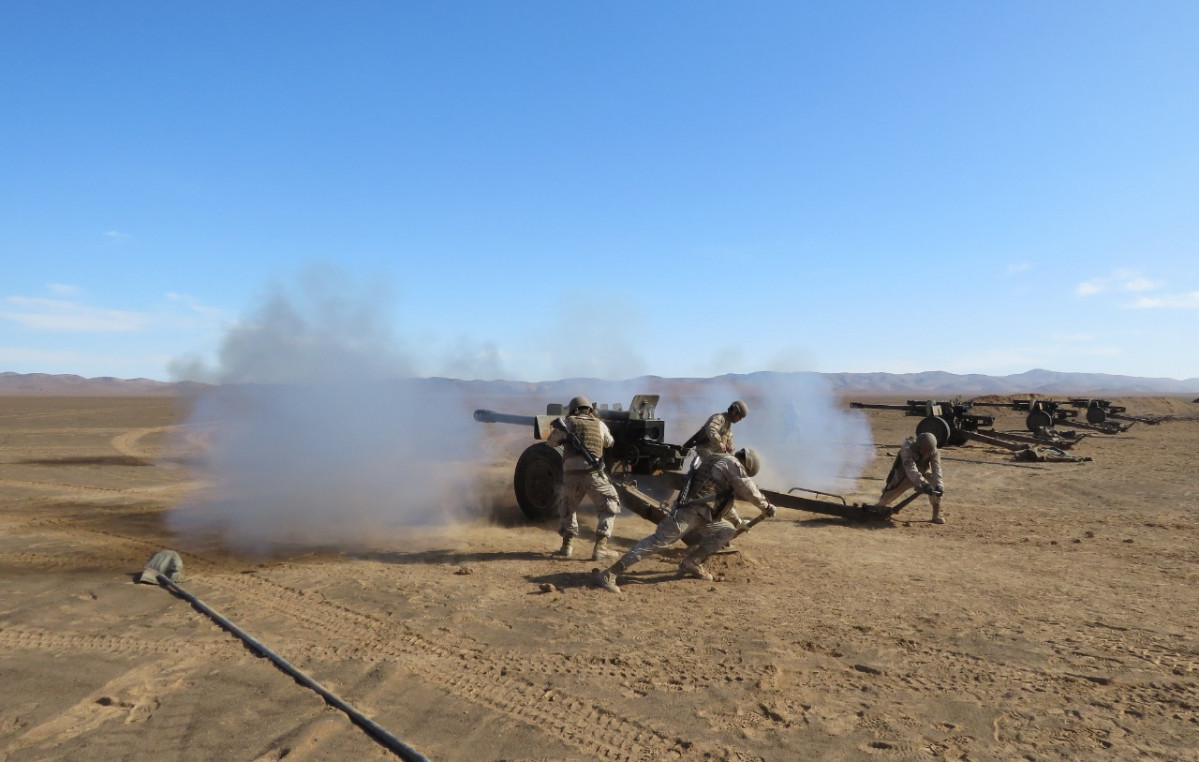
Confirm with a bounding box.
[0,372,208,396]
[2,369,1197,396]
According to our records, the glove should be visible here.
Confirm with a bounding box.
[917,482,934,496]
[736,518,752,531]
[763,503,777,518]
[550,417,566,431]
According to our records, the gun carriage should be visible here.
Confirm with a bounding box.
[971,398,1132,433]
[1067,398,1159,426]
[475,395,919,526]
[848,400,994,448]
[474,395,689,522]
[970,398,1082,432]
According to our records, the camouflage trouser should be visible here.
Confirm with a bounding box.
[878,482,942,513]
[617,503,737,569]
[559,470,621,539]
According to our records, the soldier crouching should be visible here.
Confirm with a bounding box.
[878,431,946,524]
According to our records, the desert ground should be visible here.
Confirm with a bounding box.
[0,394,1196,761]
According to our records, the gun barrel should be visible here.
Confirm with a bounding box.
[473,409,537,426]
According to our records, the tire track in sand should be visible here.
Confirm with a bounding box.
[203,573,697,761]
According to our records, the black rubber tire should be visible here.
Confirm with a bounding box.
[916,416,952,447]
[513,443,563,521]
[1025,410,1054,431]
[1086,404,1107,424]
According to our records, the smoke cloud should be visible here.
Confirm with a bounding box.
[654,372,875,497]
[168,266,874,552]
[169,267,487,552]
[549,372,875,497]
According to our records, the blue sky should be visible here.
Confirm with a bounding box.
[3,1,1197,382]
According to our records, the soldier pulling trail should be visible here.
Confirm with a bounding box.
[592,447,777,594]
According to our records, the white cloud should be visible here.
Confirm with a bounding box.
[1006,262,1032,275]
[47,283,81,296]
[0,297,150,332]
[1075,268,1163,297]
[103,230,131,243]
[165,292,228,319]
[1126,291,1199,309]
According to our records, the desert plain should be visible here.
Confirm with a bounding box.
[0,393,1196,761]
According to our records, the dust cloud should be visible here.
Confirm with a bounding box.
[169,269,490,552]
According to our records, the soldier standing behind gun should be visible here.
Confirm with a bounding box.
[545,396,624,561]
[688,400,748,461]
[592,448,776,594]
[878,432,946,524]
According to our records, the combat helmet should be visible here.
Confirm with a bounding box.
[915,432,938,454]
[735,447,761,477]
[568,395,593,414]
[728,400,748,420]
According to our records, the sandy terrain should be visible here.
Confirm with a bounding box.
[1,394,1196,761]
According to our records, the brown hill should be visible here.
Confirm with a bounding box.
[2,368,1197,397]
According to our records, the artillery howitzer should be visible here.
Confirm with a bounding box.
[1067,398,1157,426]
[971,398,1132,434]
[475,395,908,526]
[971,398,1083,432]
[849,400,993,448]
[474,395,690,521]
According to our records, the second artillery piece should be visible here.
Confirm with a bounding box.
[972,397,1130,434]
[1067,398,1157,426]
[848,400,994,448]
[971,398,1079,432]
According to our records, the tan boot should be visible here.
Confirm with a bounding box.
[931,507,945,525]
[592,562,623,593]
[679,552,713,581]
[555,537,574,557]
[591,536,617,561]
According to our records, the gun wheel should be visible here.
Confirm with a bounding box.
[1025,410,1054,431]
[513,443,564,521]
[1086,404,1107,424]
[915,416,951,447]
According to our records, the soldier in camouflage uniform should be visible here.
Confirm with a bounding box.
[592,448,775,593]
[690,400,748,461]
[878,432,946,524]
[545,395,625,561]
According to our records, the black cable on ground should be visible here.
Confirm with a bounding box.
[155,574,431,762]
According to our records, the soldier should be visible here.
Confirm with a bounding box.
[878,431,946,524]
[545,395,625,561]
[592,447,775,594]
[687,400,748,461]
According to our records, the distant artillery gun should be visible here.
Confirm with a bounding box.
[1067,398,1161,426]
[971,398,1078,431]
[848,400,994,448]
[475,395,909,526]
[972,398,1129,434]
